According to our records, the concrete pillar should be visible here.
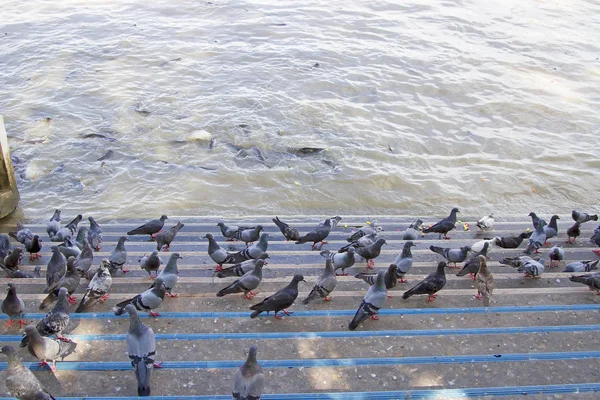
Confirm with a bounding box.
[0,115,20,218]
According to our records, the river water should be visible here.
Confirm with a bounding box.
[1,0,599,220]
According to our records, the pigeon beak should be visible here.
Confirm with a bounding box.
[178,255,183,259]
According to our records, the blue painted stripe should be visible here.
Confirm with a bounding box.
[3,304,599,320]
[2,351,599,371]
[2,324,599,342]
[0,383,598,399]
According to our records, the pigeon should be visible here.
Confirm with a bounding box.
[572,210,598,224]
[216,253,269,278]
[124,304,159,396]
[272,216,300,241]
[475,256,494,306]
[155,221,185,252]
[493,232,532,249]
[205,233,230,269]
[58,236,81,259]
[1,265,41,279]
[220,233,270,265]
[74,227,88,249]
[564,260,599,273]
[524,219,547,255]
[151,253,182,297]
[87,216,103,251]
[40,257,80,309]
[232,345,265,400]
[2,283,25,327]
[295,219,332,250]
[114,278,166,318]
[74,239,94,279]
[429,245,471,268]
[24,325,77,371]
[127,215,168,238]
[422,208,459,239]
[75,260,113,312]
[347,238,387,268]
[9,224,42,260]
[402,262,447,302]
[140,251,162,279]
[470,237,498,254]
[519,258,545,278]
[1,345,56,400]
[216,222,257,241]
[499,255,538,269]
[548,246,564,268]
[339,232,379,252]
[355,263,398,298]
[108,236,129,274]
[592,227,600,256]
[566,222,581,244]
[349,270,387,330]
[477,213,495,230]
[393,241,416,283]
[320,247,356,276]
[569,272,600,294]
[46,209,61,238]
[217,259,264,300]
[322,216,342,230]
[303,259,337,304]
[21,287,71,347]
[51,214,82,242]
[528,212,542,228]
[456,242,490,280]
[544,215,560,243]
[0,233,10,259]
[3,248,23,271]
[250,274,305,319]
[403,219,423,241]
[346,223,383,243]
[220,224,264,247]
[44,246,67,294]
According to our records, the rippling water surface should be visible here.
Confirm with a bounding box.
[1,0,599,219]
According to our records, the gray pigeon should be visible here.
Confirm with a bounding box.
[205,233,231,270]
[456,242,490,280]
[44,246,67,294]
[221,233,269,265]
[476,214,495,231]
[124,304,159,396]
[216,253,269,278]
[572,210,598,224]
[74,239,94,279]
[140,251,162,279]
[24,325,77,371]
[74,227,88,249]
[566,222,581,244]
[295,219,332,250]
[233,345,265,400]
[40,257,80,310]
[346,223,383,243]
[592,226,600,257]
[3,248,23,271]
[1,345,56,400]
[75,260,113,312]
[471,237,498,254]
[402,219,422,241]
[349,270,387,330]
[127,215,168,238]
[151,253,182,297]
[402,262,447,302]
[303,259,338,304]
[422,208,459,239]
[476,256,494,307]
[499,255,539,269]
[548,246,564,268]
[58,236,81,259]
[543,215,559,243]
[217,259,264,300]
[2,283,25,327]
[347,238,387,268]
[21,287,71,347]
[87,216,103,251]
[525,219,547,255]
[519,258,545,278]
[563,260,599,273]
[429,245,471,268]
[355,263,398,297]
[320,247,356,276]
[9,224,42,260]
[250,274,305,319]
[528,212,542,228]
[272,216,300,241]
[51,214,82,242]
[392,241,416,283]
[0,233,10,259]
[114,278,166,318]
[217,222,256,241]
[46,209,61,238]
[570,272,600,293]
[108,236,129,274]
[220,225,264,247]
[321,216,342,230]
[155,221,185,252]
[1,265,41,279]
[493,232,532,249]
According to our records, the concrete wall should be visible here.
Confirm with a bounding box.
[0,115,20,218]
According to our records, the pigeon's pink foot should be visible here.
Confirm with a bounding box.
[162,246,169,252]
[475,293,482,299]
[593,249,600,257]
[215,265,223,272]
[336,272,348,276]
[153,362,163,368]
[166,292,178,298]
[38,360,51,369]
[244,293,255,300]
[95,246,101,251]
[387,295,392,299]
[400,278,408,283]
[67,296,77,304]
[6,319,13,327]
[324,296,332,301]
[471,274,477,281]
[444,235,451,240]
[544,241,551,246]
[99,294,110,303]
[56,336,71,342]
[121,268,129,273]
[370,314,379,320]
[367,259,375,268]
[149,311,160,318]
[282,309,293,316]
[427,294,438,302]
[274,312,284,319]
[19,318,25,327]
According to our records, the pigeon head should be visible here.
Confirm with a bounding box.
[255,225,264,232]
[347,246,356,255]
[99,259,111,273]
[57,287,69,299]
[6,282,15,292]
[323,219,331,227]
[437,261,448,272]
[160,215,168,221]
[258,253,269,260]
[246,344,259,366]
[404,241,416,248]
[216,222,225,228]
[292,274,306,283]
[0,345,17,357]
[51,209,61,221]
[170,252,183,260]
[123,304,138,317]
[118,236,128,244]
[374,270,386,286]
[24,325,37,336]
[451,208,460,214]
[204,233,214,239]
